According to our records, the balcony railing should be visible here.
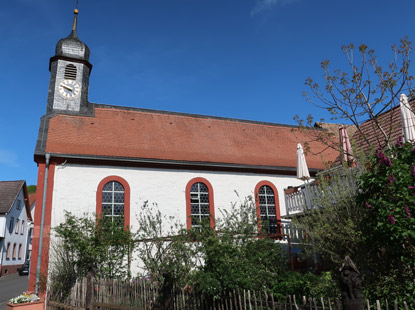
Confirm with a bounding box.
[280,219,306,244]
[284,166,360,216]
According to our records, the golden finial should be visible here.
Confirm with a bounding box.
[71,0,79,35]
[74,0,79,14]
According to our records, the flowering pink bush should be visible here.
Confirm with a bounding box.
[359,138,415,238]
[357,137,415,300]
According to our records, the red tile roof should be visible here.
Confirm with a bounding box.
[44,106,339,171]
[353,101,415,152]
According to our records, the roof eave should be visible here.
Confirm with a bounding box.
[34,152,322,175]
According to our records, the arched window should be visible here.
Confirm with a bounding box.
[96,176,130,229]
[186,178,215,229]
[64,64,77,80]
[254,181,281,236]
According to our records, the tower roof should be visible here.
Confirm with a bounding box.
[55,9,90,61]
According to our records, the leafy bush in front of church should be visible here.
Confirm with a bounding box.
[135,201,196,288]
[187,197,286,299]
[49,211,135,300]
[271,271,339,299]
[135,196,288,301]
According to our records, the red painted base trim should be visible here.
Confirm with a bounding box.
[28,163,55,292]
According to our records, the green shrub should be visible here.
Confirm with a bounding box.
[272,271,339,298]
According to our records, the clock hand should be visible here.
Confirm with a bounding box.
[62,85,73,91]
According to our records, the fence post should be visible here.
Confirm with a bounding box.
[85,263,96,310]
[335,298,341,310]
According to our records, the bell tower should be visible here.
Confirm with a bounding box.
[46,8,92,114]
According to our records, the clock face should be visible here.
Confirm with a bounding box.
[58,79,80,99]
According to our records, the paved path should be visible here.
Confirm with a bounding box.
[0,273,29,310]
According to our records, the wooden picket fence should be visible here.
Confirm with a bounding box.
[46,277,413,310]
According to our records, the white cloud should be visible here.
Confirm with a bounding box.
[0,149,19,168]
[251,0,299,16]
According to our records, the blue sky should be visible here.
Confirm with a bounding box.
[1,0,415,185]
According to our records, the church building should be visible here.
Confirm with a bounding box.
[28,9,337,291]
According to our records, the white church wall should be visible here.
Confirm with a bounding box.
[51,163,304,226]
[49,163,305,275]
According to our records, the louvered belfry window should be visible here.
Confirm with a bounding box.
[64,64,77,80]
[101,181,125,224]
[190,182,210,228]
[258,185,277,234]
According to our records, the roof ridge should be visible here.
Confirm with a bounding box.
[0,180,26,183]
[93,103,327,131]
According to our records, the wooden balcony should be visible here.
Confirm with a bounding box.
[284,166,360,216]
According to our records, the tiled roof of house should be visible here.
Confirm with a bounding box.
[41,105,339,171]
[0,180,26,214]
[353,101,415,152]
[314,122,357,141]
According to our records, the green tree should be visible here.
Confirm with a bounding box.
[27,185,37,194]
[292,165,366,272]
[292,38,415,303]
[295,37,414,154]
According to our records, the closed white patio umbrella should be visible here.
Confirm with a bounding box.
[400,93,415,143]
[297,143,310,181]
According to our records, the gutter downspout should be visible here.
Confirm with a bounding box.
[35,153,50,295]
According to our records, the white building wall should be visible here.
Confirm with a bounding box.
[1,189,29,268]
[0,216,6,238]
[49,163,305,274]
[51,163,304,226]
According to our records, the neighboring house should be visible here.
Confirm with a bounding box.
[284,101,415,217]
[0,181,32,276]
[26,193,36,261]
[28,10,337,290]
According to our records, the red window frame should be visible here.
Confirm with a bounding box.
[96,176,131,229]
[254,181,282,236]
[185,177,215,229]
